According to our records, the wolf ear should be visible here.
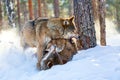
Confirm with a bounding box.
[69,16,74,21]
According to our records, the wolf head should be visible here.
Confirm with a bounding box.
[60,16,78,38]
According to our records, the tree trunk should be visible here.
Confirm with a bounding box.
[5,0,16,27]
[38,0,42,17]
[98,0,106,46]
[34,0,38,18]
[116,7,120,32]
[17,0,21,31]
[28,0,34,20]
[69,0,73,16]
[22,1,28,22]
[42,0,48,17]
[92,0,98,20]
[74,0,97,49]
[53,0,59,18]
[115,0,120,32]
[3,1,6,17]
[0,1,2,26]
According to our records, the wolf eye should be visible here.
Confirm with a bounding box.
[63,21,69,25]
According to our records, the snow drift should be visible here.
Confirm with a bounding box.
[0,28,120,80]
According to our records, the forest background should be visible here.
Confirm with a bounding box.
[0,0,120,43]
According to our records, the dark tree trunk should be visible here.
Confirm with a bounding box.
[0,1,2,26]
[42,0,48,17]
[53,0,59,18]
[17,0,21,31]
[98,0,106,46]
[69,0,73,16]
[74,0,97,49]
[5,0,16,27]
[3,1,6,17]
[115,0,120,32]
[38,0,42,17]
[92,0,98,20]
[22,2,28,22]
[34,0,38,18]
[116,8,120,32]
[28,0,34,20]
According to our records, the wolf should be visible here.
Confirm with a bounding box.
[38,37,78,70]
[20,17,48,50]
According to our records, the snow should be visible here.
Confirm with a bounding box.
[0,28,120,80]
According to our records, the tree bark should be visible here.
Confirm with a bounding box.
[92,0,98,20]
[38,0,42,17]
[74,0,97,49]
[53,0,59,18]
[5,0,16,27]
[42,0,48,17]
[69,0,73,16]
[34,0,38,18]
[22,1,28,22]
[98,0,106,46]
[28,0,34,20]
[17,0,21,31]
[0,1,2,26]
[116,7,120,32]
[115,0,120,32]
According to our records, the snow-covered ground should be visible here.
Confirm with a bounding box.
[0,28,120,80]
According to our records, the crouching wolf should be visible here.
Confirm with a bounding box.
[39,37,78,70]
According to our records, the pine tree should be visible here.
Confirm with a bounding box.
[21,0,28,22]
[98,0,106,46]
[5,0,16,27]
[17,0,21,31]
[69,0,73,16]
[38,0,42,17]
[28,0,34,19]
[0,1,2,26]
[92,0,98,20]
[53,0,59,18]
[42,0,48,17]
[115,0,120,32]
[74,0,97,49]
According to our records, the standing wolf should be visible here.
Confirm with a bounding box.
[20,18,48,49]
[36,17,78,69]
[20,20,36,49]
